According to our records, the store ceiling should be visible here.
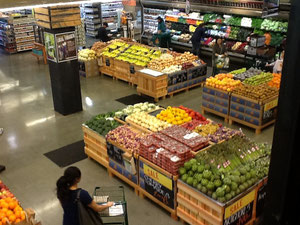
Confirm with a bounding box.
[0,0,113,11]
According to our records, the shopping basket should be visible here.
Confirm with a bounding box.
[93,186,129,225]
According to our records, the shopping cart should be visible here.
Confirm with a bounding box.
[93,186,129,225]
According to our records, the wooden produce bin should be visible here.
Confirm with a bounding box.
[82,125,109,168]
[100,56,115,77]
[114,59,130,82]
[129,64,144,86]
[107,140,139,195]
[139,156,178,219]
[34,5,81,29]
[177,179,264,225]
[202,86,231,123]
[79,59,99,78]
[229,94,278,134]
[136,69,168,102]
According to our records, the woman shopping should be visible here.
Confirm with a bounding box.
[151,16,170,48]
[57,166,114,225]
[212,38,228,76]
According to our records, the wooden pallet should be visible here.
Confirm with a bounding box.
[201,106,229,123]
[229,117,276,134]
[168,81,204,98]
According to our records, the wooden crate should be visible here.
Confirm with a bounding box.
[82,125,108,168]
[168,77,206,97]
[139,156,178,220]
[100,56,115,77]
[114,59,130,82]
[229,94,278,134]
[34,5,81,29]
[202,86,231,123]
[136,70,168,102]
[107,140,139,195]
[129,64,144,86]
[177,179,262,225]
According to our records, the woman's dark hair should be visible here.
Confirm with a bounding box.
[103,22,108,27]
[56,166,81,203]
[157,16,163,23]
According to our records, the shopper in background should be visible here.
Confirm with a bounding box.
[212,38,227,76]
[156,16,166,34]
[56,166,114,225]
[191,23,206,59]
[98,22,111,42]
[266,50,285,74]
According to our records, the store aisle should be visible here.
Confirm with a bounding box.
[0,51,274,225]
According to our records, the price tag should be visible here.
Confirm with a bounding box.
[130,65,135,74]
[264,98,278,111]
[106,59,110,66]
[184,132,199,140]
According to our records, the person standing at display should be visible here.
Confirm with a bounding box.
[266,50,285,74]
[156,16,166,34]
[191,23,206,58]
[98,22,111,42]
[212,38,227,76]
[56,166,114,225]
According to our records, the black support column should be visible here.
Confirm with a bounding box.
[264,0,300,224]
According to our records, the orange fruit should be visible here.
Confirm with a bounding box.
[1,202,8,209]
[6,210,13,218]
[15,218,21,223]
[15,211,21,219]
[8,202,16,210]
[8,214,16,223]
[1,218,7,225]
[20,211,25,220]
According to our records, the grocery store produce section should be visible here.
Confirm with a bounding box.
[82,98,270,224]
[142,7,288,60]
[79,38,207,101]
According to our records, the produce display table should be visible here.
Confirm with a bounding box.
[82,125,109,168]
[107,139,139,195]
[138,156,178,220]
[202,86,231,123]
[177,178,266,225]
[136,69,168,102]
[229,94,278,134]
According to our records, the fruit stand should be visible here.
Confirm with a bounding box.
[82,102,271,224]
[202,71,279,133]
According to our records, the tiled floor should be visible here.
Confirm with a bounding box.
[0,50,274,225]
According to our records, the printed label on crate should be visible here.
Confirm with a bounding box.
[106,59,110,66]
[130,65,135,74]
[256,183,267,218]
[107,142,124,165]
[143,173,174,209]
[224,190,255,225]
[264,98,278,112]
[183,132,200,140]
[144,164,172,190]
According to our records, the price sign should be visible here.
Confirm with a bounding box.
[264,98,278,112]
[107,142,124,165]
[130,65,135,74]
[224,190,255,225]
[142,163,175,209]
[106,59,110,66]
[256,183,267,218]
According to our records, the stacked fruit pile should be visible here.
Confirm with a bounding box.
[178,106,206,121]
[156,107,192,125]
[126,112,171,132]
[0,180,26,224]
[148,52,198,72]
[91,41,108,56]
[205,74,242,91]
[101,41,130,58]
[181,120,210,131]
[243,72,273,86]
[85,112,121,136]
[233,67,263,81]
[78,49,96,61]
[114,103,160,121]
[268,73,281,89]
[233,84,278,101]
[106,125,145,154]
[179,136,271,203]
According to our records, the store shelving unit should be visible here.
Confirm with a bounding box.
[141,1,288,61]
[83,1,123,38]
[0,15,35,53]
